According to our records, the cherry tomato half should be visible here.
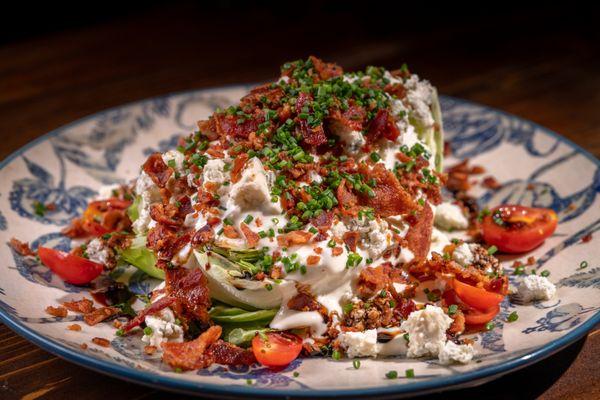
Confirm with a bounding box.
[463,305,500,325]
[482,205,558,253]
[452,279,504,312]
[252,332,302,368]
[38,247,103,285]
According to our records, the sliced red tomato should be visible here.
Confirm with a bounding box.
[482,204,558,253]
[252,332,302,368]
[463,305,500,325]
[442,288,500,326]
[452,279,504,311]
[38,247,103,285]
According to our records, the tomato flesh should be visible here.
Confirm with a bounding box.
[252,332,302,368]
[482,205,557,253]
[452,279,504,311]
[443,288,500,326]
[38,247,104,285]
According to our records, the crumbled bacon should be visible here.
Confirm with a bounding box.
[223,225,240,239]
[241,83,285,108]
[342,231,360,252]
[306,255,320,266]
[162,326,222,370]
[404,203,434,260]
[214,110,263,140]
[46,306,68,318]
[277,230,313,247]
[336,179,359,216]
[144,345,158,355]
[197,119,219,140]
[192,224,214,247]
[287,287,325,314]
[83,306,118,326]
[240,223,260,248]
[123,297,175,333]
[166,268,211,322]
[231,153,249,184]
[356,265,390,298]
[309,210,333,232]
[359,164,416,217]
[309,56,343,80]
[327,101,367,133]
[384,83,407,99]
[63,298,95,314]
[207,340,256,366]
[582,233,593,243]
[92,337,110,347]
[482,176,501,189]
[143,153,173,188]
[9,238,35,256]
[365,109,400,143]
[67,324,82,331]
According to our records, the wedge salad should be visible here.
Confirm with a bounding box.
[16,56,561,371]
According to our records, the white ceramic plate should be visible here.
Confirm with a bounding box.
[1,86,599,398]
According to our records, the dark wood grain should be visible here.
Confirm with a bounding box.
[1,2,599,399]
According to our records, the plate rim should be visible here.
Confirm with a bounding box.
[1,86,599,398]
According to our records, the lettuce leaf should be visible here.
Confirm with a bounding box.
[119,236,165,280]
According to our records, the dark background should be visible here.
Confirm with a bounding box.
[0,1,599,399]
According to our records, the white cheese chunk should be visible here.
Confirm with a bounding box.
[438,341,476,364]
[400,305,452,358]
[517,275,556,303]
[229,157,281,214]
[162,150,185,172]
[132,172,161,234]
[85,238,110,265]
[202,159,229,186]
[338,329,379,358]
[452,243,474,267]
[141,307,184,348]
[434,202,469,231]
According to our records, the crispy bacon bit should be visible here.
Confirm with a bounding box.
[309,56,343,80]
[162,326,222,370]
[448,310,465,335]
[143,153,173,188]
[336,179,359,216]
[313,246,323,255]
[240,223,260,248]
[123,297,175,333]
[527,256,536,266]
[277,230,313,247]
[231,153,249,184]
[404,203,434,260]
[309,210,333,231]
[208,340,256,366]
[166,268,211,322]
[197,119,219,140]
[241,83,285,108]
[144,345,158,355]
[328,102,367,133]
[332,246,343,256]
[366,109,400,143]
[83,306,118,326]
[67,324,82,331]
[342,231,360,252]
[63,298,95,314]
[482,176,501,189]
[360,164,416,217]
[192,224,215,247]
[287,288,324,313]
[92,337,110,347]
[384,83,407,99]
[223,225,240,239]
[46,306,68,318]
[582,233,593,243]
[80,343,88,350]
[9,238,35,256]
[215,110,264,140]
[306,255,320,266]
[357,266,390,298]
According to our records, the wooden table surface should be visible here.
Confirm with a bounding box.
[1,3,599,399]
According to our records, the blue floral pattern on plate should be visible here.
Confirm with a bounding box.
[0,87,598,398]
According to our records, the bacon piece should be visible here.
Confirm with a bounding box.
[92,337,110,347]
[306,255,320,266]
[240,223,260,248]
[63,298,95,314]
[365,109,400,143]
[46,306,67,318]
[356,265,390,298]
[223,225,240,239]
[288,291,322,312]
[404,203,433,260]
[197,118,219,140]
[310,211,333,231]
[231,153,249,184]
[384,83,407,99]
[342,231,360,252]
[83,306,118,326]
[67,324,82,331]
[241,83,284,108]
[327,102,367,133]
[297,120,327,147]
[122,297,176,333]
[336,179,359,216]
[192,224,214,247]
[360,164,416,217]
[162,326,222,370]
[277,230,313,247]
[214,111,263,140]
[208,340,256,366]
[9,238,35,256]
[143,153,173,188]
[166,268,211,322]
[309,56,343,80]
